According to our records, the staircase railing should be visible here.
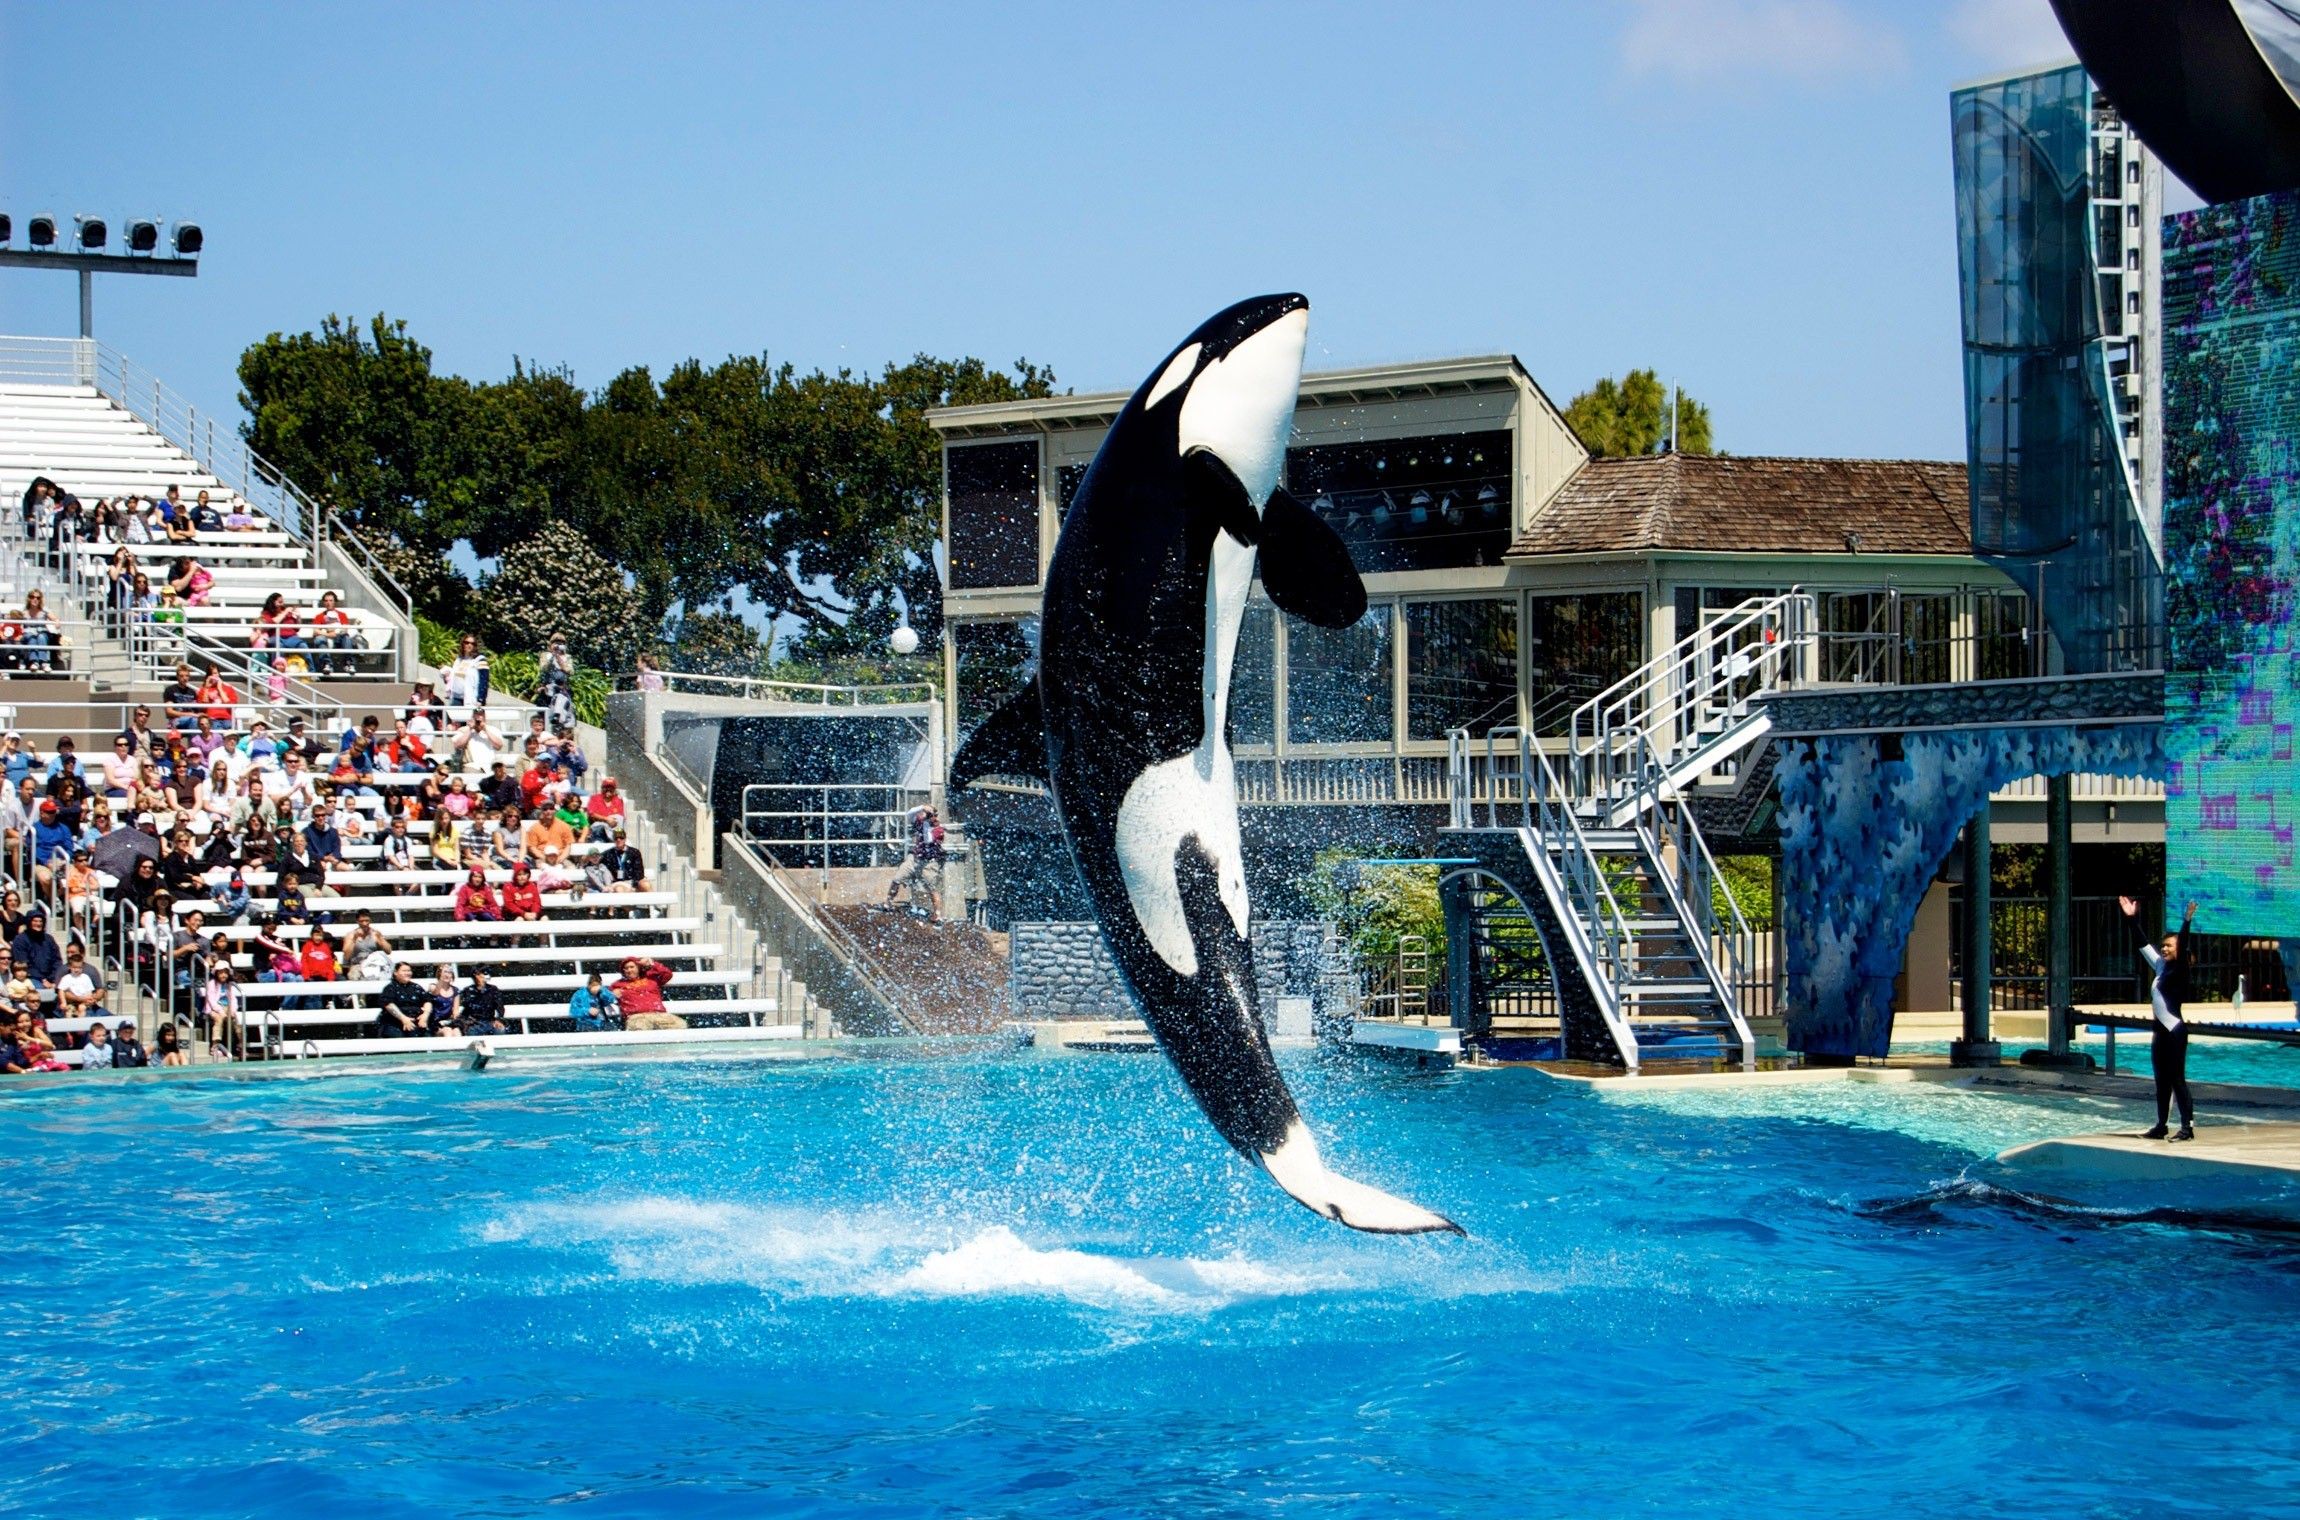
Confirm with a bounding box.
[1566,589,1815,816]
[1615,722,1760,1064]
[1461,726,1639,1055]
[0,335,412,620]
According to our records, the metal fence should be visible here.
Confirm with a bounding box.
[1948,892,2291,1010]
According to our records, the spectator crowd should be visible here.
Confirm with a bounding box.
[0,665,660,1070]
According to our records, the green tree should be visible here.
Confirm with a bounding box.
[664,608,768,677]
[1303,849,1447,961]
[1564,368,1714,458]
[476,520,648,670]
[237,314,443,548]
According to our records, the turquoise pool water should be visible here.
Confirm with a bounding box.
[3,1050,2297,1518]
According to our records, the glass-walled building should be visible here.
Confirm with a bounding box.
[1952,61,2166,674]
[932,360,2044,806]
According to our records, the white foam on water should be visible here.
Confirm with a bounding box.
[484,1196,1521,1314]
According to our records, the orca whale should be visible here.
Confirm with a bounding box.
[951,293,1459,1235]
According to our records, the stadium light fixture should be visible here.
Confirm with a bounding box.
[0,206,203,339]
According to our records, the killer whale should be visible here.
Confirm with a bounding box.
[951,293,1459,1235]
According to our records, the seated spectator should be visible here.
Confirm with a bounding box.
[188,715,227,770]
[155,1023,187,1066]
[120,703,161,758]
[11,907,63,1004]
[304,803,346,875]
[44,769,88,836]
[501,862,544,925]
[62,849,102,933]
[611,957,673,1019]
[486,807,526,868]
[1,956,35,1028]
[383,719,428,773]
[452,866,500,923]
[16,1011,65,1071]
[167,554,212,602]
[297,929,340,993]
[57,943,107,1027]
[275,871,310,924]
[44,736,83,784]
[430,815,463,871]
[16,588,62,672]
[405,679,445,732]
[440,775,477,822]
[29,801,73,891]
[456,967,508,1036]
[222,501,257,532]
[195,663,239,726]
[451,711,504,772]
[100,735,140,800]
[1,732,35,788]
[379,816,417,881]
[479,760,522,814]
[583,776,626,841]
[76,1020,113,1070]
[308,591,355,675]
[567,973,620,1031]
[425,971,459,1033]
[344,912,393,978]
[372,961,434,1038]
[598,827,648,893]
[110,1020,146,1068]
[522,807,576,863]
[210,868,251,925]
[190,490,224,534]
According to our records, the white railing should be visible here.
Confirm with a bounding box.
[740,782,929,874]
[0,335,411,618]
[629,668,936,707]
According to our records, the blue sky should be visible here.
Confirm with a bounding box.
[1,0,2132,464]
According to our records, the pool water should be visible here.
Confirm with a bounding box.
[4,1049,2298,1519]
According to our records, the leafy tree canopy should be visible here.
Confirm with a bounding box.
[237,314,1056,661]
[1563,368,1714,458]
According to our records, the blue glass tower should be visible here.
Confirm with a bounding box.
[1952,64,2164,674]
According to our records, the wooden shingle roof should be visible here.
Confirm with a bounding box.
[1507,453,1972,559]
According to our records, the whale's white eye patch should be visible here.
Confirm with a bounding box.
[1144,343,1202,409]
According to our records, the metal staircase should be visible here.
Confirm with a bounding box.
[1444,591,1817,1069]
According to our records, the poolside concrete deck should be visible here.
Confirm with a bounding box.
[1991,1123,2300,1219]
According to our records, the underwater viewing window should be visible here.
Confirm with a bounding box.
[953,617,1038,741]
[1525,592,1642,736]
[1228,604,1275,748]
[1405,598,1518,740]
[947,440,1041,589]
[1284,429,1513,573]
[1287,606,1394,746]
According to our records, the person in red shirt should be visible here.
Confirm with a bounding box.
[307,590,356,676]
[196,664,239,725]
[611,957,673,1017]
[501,862,544,925]
[298,929,339,984]
[583,776,626,841]
[453,867,500,924]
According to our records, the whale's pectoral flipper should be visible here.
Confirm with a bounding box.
[1256,486,1366,630]
[1182,447,1263,548]
[949,681,1049,791]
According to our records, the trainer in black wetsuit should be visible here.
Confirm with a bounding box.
[2121,896,2197,1141]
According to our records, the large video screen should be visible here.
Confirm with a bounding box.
[2162,190,2300,937]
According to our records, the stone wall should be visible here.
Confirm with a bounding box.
[1010,919,1350,1036]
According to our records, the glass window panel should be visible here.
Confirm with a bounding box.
[953,617,1038,740]
[1056,463,1089,521]
[947,441,1040,589]
[1284,430,1512,573]
[1405,599,1518,740]
[1525,593,1642,736]
[1286,607,1394,746]
[1976,591,2038,680]
[1228,604,1274,748]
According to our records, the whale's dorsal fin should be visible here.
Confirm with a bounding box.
[1258,486,1367,630]
[1182,449,1367,630]
[949,682,1049,791]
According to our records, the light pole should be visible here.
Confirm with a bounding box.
[0,213,202,339]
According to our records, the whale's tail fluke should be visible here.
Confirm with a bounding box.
[1257,1121,1463,1236]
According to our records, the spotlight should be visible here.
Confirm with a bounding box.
[0,213,10,243]
[27,214,56,247]
[76,215,108,250]
[172,222,202,256]
[128,219,160,254]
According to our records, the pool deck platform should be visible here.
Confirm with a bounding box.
[1991,1122,2300,1218]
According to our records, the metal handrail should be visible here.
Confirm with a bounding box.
[0,335,412,619]
[629,668,936,706]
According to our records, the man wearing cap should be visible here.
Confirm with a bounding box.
[599,827,647,893]
[479,759,522,814]
[30,800,73,891]
[522,805,576,863]
[1,730,33,788]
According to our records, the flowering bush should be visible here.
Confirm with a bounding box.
[479,522,647,670]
